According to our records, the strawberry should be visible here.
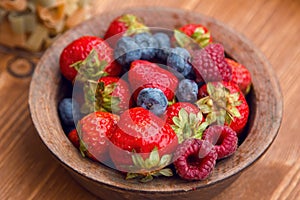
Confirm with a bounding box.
[191,43,232,83]
[104,14,148,40]
[128,60,179,101]
[59,36,121,82]
[178,24,212,48]
[165,102,200,125]
[109,107,178,182]
[165,102,209,143]
[68,129,80,149]
[225,58,252,95]
[81,76,132,114]
[78,111,119,163]
[196,81,249,135]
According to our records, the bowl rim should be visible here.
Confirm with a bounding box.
[28,7,283,194]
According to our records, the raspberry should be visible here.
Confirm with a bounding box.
[203,125,238,159]
[192,43,232,82]
[173,139,217,180]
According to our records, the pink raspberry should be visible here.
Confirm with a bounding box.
[173,139,217,180]
[192,43,232,82]
[203,125,238,159]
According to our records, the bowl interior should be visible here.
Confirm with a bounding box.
[29,7,282,193]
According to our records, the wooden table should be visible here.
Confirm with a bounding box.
[0,0,299,199]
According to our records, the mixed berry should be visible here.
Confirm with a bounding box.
[58,14,252,182]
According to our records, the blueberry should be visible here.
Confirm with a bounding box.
[176,79,198,103]
[156,47,171,63]
[133,32,158,60]
[114,36,142,66]
[63,125,76,135]
[167,47,192,76]
[153,33,171,63]
[182,63,196,79]
[137,88,168,116]
[58,98,75,126]
[153,32,171,48]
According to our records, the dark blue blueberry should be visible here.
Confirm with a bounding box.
[133,32,158,60]
[176,79,198,103]
[63,125,76,135]
[156,47,171,63]
[153,33,171,63]
[114,36,142,66]
[58,98,75,126]
[167,47,192,76]
[182,63,196,79]
[153,32,171,48]
[137,88,168,116]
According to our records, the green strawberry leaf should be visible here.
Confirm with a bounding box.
[172,116,181,127]
[178,108,188,122]
[72,49,108,81]
[158,168,173,177]
[192,27,211,48]
[119,14,149,36]
[79,140,88,158]
[140,174,154,183]
[158,154,172,168]
[171,108,208,143]
[229,106,241,118]
[126,173,140,180]
[207,82,216,96]
[132,153,146,169]
[149,147,160,167]
[173,29,200,50]
[196,82,244,127]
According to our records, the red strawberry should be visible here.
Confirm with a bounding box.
[225,58,252,95]
[191,43,232,83]
[59,36,121,82]
[178,24,212,48]
[109,107,178,180]
[104,14,148,40]
[68,129,80,149]
[165,102,208,143]
[196,81,249,135]
[81,76,132,114]
[78,111,119,163]
[128,60,179,101]
[165,102,200,125]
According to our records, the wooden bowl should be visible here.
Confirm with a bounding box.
[29,7,283,200]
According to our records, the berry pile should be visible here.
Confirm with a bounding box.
[58,14,252,182]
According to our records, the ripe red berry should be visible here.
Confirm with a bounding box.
[68,129,80,149]
[197,81,249,135]
[179,24,212,48]
[203,125,238,159]
[129,60,179,101]
[78,111,119,163]
[104,14,148,40]
[192,43,232,82]
[109,107,178,173]
[165,102,200,125]
[225,58,252,95]
[59,36,121,82]
[173,139,217,180]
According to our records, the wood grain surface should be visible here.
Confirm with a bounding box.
[0,0,299,199]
